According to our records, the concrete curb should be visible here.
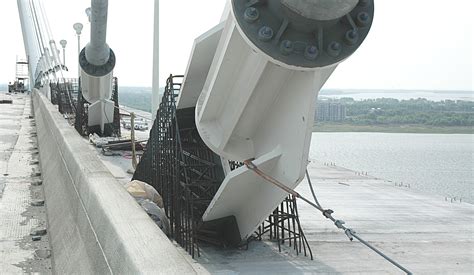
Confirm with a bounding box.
[32,90,197,274]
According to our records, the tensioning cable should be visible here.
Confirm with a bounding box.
[243,160,412,275]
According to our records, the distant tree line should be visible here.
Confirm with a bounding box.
[119,87,152,112]
[338,98,474,127]
[118,87,474,128]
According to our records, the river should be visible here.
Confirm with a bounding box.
[309,132,473,203]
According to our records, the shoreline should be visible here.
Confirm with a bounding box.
[313,123,473,134]
[113,105,473,135]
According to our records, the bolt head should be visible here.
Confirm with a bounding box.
[345,30,359,45]
[331,42,341,51]
[244,7,260,23]
[258,26,274,42]
[327,41,342,57]
[357,12,370,26]
[280,40,294,55]
[304,45,319,60]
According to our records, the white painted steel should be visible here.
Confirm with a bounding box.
[220,1,231,23]
[17,0,66,90]
[42,47,55,81]
[80,0,115,133]
[177,22,225,110]
[81,71,113,103]
[151,0,160,120]
[179,1,349,240]
[17,0,41,85]
[80,71,114,133]
[49,40,61,70]
[88,98,115,134]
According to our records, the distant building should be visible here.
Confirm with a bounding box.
[315,100,346,122]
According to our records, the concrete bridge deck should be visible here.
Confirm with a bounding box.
[0,93,52,273]
[185,162,474,274]
[94,105,474,274]
[96,120,474,274]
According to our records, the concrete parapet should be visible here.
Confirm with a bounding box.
[32,90,197,274]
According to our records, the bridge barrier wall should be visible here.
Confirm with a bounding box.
[32,90,198,274]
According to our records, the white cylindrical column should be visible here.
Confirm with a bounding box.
[79,0,116,135]
[151,0,160,120]
[85,0,110,66]
[17,0,42,86]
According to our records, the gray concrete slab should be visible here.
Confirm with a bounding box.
[95,107,473,274]
[0,93,52,274]
[97,125,474,274]
[184,162,474,274]
[90,105,152,185]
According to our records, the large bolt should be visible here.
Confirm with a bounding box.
[356,12,370,27]
[304,45,319,61]
[258,26,274,42]
[244,7,259,23]
[327,41,342,57]
[344,30,359,45]
[280,40,294,55]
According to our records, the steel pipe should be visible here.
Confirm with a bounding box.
[85,0,110,66]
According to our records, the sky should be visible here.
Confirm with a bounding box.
[0,0,473,92]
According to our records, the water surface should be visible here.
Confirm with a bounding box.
[310,133,473,203]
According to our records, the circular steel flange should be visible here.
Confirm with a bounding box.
[79,48,116,77]
[232,0,374,68]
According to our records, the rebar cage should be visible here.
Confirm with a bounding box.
[50,78,79,114]
[133,75,227,257]
[133,74,312,259]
